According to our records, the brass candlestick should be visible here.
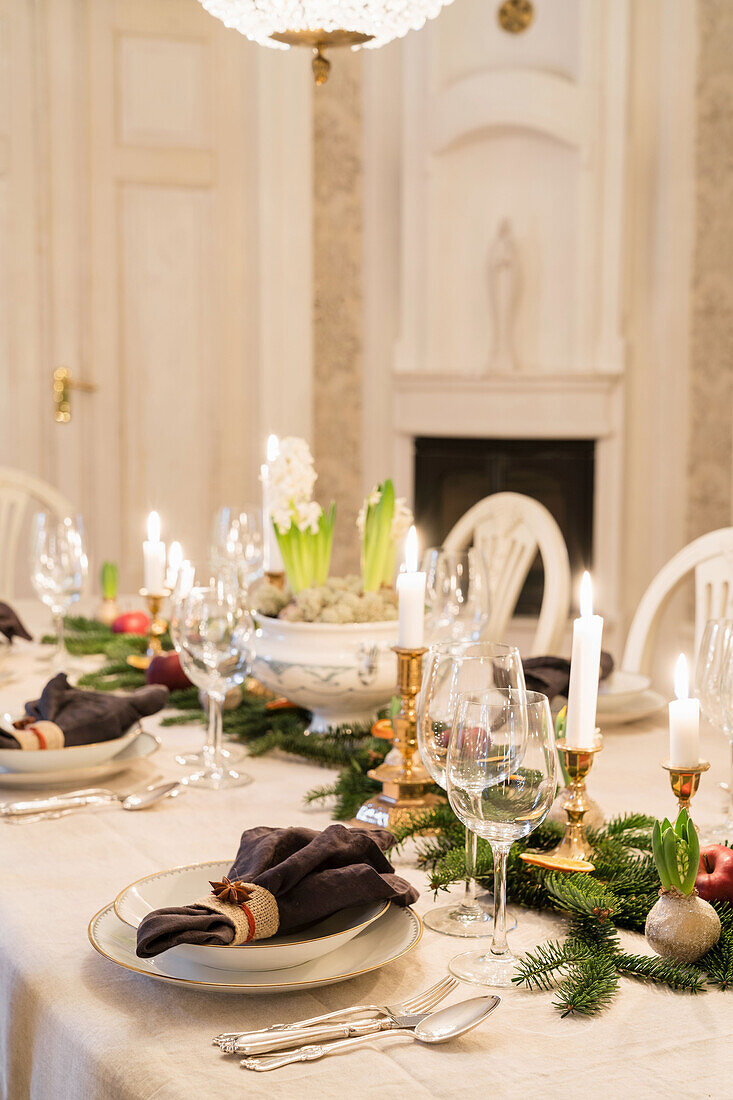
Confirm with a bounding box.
[522,734,602,872]
[126,588,170,671]
[354,646,445,829]
[662,759,710,819]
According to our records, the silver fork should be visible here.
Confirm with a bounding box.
[214,976,459,1052]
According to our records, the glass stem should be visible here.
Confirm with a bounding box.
[54,612,65,664]
[487,842,511,959]
[728,738,733,826]
[459,829,480,915]
[204,693,224,773]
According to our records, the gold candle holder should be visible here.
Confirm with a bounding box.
[661,759,710,819]
[522,734,602,872]
[354,646,445,829]
[126,588,170,671]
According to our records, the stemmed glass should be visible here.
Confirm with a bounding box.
[169,563,243,769]
[422,548,490,643]
[417,641,525,936]
[175,567,254,789]
[446,688,557,986]
[695,620,733,838]
[211,506,264,593]
[30,512,88,669]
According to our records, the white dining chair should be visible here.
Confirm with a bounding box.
[622,527,733,676]
[0,466,74,599]
[444,491,571,655]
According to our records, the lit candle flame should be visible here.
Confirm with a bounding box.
[579,570,593,618]
[405,525,418,573]
[674,653,689,701]
[147,510,161,543]
[266,434,279,463]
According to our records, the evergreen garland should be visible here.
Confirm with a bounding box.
[47,616,733,1015]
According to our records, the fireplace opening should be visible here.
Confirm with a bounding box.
[413,436,594,616]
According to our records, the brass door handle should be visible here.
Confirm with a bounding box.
[52,367,97,423]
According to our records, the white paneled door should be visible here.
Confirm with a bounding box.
[0,0,312,593]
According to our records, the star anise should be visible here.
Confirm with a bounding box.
[209,876,253,905]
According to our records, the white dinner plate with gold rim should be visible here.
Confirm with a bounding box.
[114,859,391,971]
[89,901,422,994]
[0,729,159,789]
[0,723,141,774]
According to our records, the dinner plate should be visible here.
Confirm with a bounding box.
[0,724,141,774]
[0,729,159,789]
[114,860,391,971]
[597,690,666,727]
[597,670,652,710]
[89,900,422,994]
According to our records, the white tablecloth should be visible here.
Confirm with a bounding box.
[1,609,731,1100]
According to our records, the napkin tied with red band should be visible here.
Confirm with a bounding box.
[0,672,169,750]
[0,602,32,643]
[136,824,419,958]
[523,651,613,702]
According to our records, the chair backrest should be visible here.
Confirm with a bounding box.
[444,491,571,655]
[622,528,733,675]
[0,466,74,599]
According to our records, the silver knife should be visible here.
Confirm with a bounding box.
[233,1012,430,1056]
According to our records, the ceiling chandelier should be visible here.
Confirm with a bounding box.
[197,1,454,84]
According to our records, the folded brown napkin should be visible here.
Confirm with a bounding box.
[523,651,613,702]
[0,672,168,750]
[136,824,419,958]
[0,602,31,643]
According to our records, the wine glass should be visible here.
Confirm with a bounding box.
[695,620,733,726]
[30,512,87,669]
[168,562,244,768]
[176,571,254,789]
[211,506,264,592]
[714,628,733,837]
[417,641,525,936]
[446,688,557,986]
[422,547,490,643]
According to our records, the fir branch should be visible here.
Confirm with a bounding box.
[512,939,595,992]
[616,952,706,993]
[699,916,733,990]
[553,953,619,1018]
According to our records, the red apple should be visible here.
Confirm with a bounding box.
[695,845,733,903]
[112,610,150,635]
[146,651,191,691]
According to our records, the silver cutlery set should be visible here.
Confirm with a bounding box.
[0,778,182,822]
[213,977,501,1071]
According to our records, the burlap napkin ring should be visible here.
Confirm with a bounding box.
[10,720,65,751]
[196,878,279,943]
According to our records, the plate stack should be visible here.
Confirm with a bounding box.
[89,860,422,994]
[0,724,159,789]
[596,671,665,727]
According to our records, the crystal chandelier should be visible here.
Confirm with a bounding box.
[197,0,454,83]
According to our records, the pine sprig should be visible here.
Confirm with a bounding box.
[616,952,706,992]
[553,953,619,1018]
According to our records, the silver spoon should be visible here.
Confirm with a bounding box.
[2,780,182,823]
[240,995,501,1071]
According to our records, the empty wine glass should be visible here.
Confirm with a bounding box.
[695,620,733,726]
[422,547,490,643]
[176,571,254,789]
[417,641,525,936]
[714,629,733,837]
[30,513,87,669]
[169,561,243,768]
[211,506,264,592]
[446,688,557,986]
